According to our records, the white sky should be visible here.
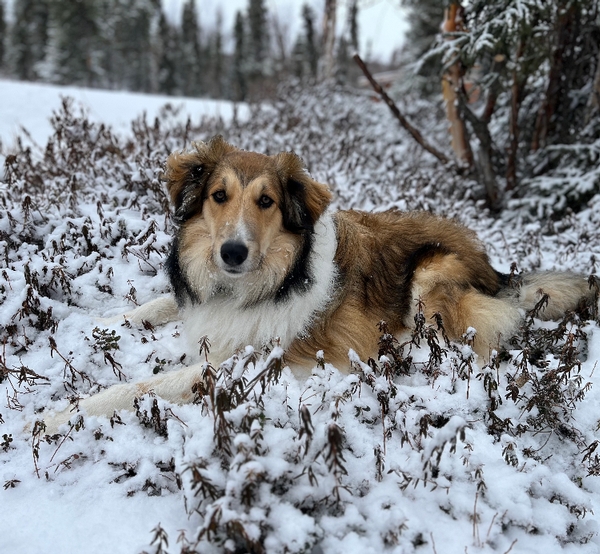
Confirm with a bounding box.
[163,0,409,63]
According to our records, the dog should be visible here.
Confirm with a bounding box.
[42,136,596,432]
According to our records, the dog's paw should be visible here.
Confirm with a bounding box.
[31,408,81,436]
[96,296,179,327]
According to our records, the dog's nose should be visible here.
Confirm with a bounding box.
[220,241,249,267]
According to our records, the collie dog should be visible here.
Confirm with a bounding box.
[43,136,596,431]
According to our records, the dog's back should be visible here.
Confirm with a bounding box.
[286,209,596,365]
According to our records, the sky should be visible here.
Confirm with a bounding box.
[163,0,409,63]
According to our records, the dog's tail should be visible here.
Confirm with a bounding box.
[498,271,597,319]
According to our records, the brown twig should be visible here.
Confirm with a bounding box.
[353,53,450,165]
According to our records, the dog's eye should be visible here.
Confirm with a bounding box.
[212,190,227,203]
[258,195,274,209]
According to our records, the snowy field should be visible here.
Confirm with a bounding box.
[1,80,600,554]
[0,78,247,155]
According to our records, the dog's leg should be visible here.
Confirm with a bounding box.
[451,289,521,357]
[43,362,205,434]
[407,252,522,359]
[97,296,180,326]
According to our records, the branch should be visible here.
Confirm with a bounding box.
[353,53,450,165]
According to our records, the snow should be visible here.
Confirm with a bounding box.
[0,78,247,154]
[1,79,600,554]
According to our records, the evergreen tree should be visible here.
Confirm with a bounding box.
[232,11,248,101]
[104,0,157,92]
[45,0,103,86]
[247,0,269,79]
[426,0,600,209]
[400,0,445,95]
[209,12,224,98]
[156,10,180,95]
[9,0,50,81]
[180,0,203,96]
[302,3,319,79]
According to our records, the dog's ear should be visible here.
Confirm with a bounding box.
[274,151,332,233]
[163,135,236,222]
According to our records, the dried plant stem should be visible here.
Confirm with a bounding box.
[430,532,438,554]
[473,491,480,545]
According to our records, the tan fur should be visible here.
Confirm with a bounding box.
[287,210,504,364]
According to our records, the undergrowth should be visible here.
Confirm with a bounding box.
[1,85,600,553]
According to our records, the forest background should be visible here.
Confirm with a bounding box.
[1,0,599,210]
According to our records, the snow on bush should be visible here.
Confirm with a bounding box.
[1,85,600,553]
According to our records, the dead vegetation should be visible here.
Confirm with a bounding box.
[1,86,600,552]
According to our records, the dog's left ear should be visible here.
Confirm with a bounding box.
[274,151,332,233]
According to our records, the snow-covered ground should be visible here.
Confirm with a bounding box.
[1,80,599,554]
[0,78,247,153]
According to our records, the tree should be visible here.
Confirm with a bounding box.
[320,0,337,81]
[247,0,270,81]
[302,3,319,80]
[0,1,5,70]
[399,0,445,95]
[441,3,473,169]
[106,0,157,92]
[291,3,319,81]
[44,0,103,86]
[336,35,351,83]
[271,11,290,77]
[430,0,600,210]
[180,0,203,97]
[156,10,181,95]
[9,0,50,81]
[208,11,225,98]
[348,0,359,53]
[337,0,360,85]
[232,11,248,101]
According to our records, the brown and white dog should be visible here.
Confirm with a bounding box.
[44,136,596,431]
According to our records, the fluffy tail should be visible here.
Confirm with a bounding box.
[500,271,597,319]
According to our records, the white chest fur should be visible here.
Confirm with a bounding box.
[181,213,338,363]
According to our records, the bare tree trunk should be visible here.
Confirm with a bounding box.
[320,0,337,82]
[441,3,473,167]
[482,54,506,122]
[271,12,289,67]
[586,49,600,121]
[457,89,499,209]
[506,39,526,192]
[531,4,576,151]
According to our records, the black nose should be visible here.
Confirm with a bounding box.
[220,241,249,267]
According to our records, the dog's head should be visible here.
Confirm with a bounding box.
[164,136,332,284]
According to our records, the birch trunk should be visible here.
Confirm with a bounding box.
[441,3,473,166]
